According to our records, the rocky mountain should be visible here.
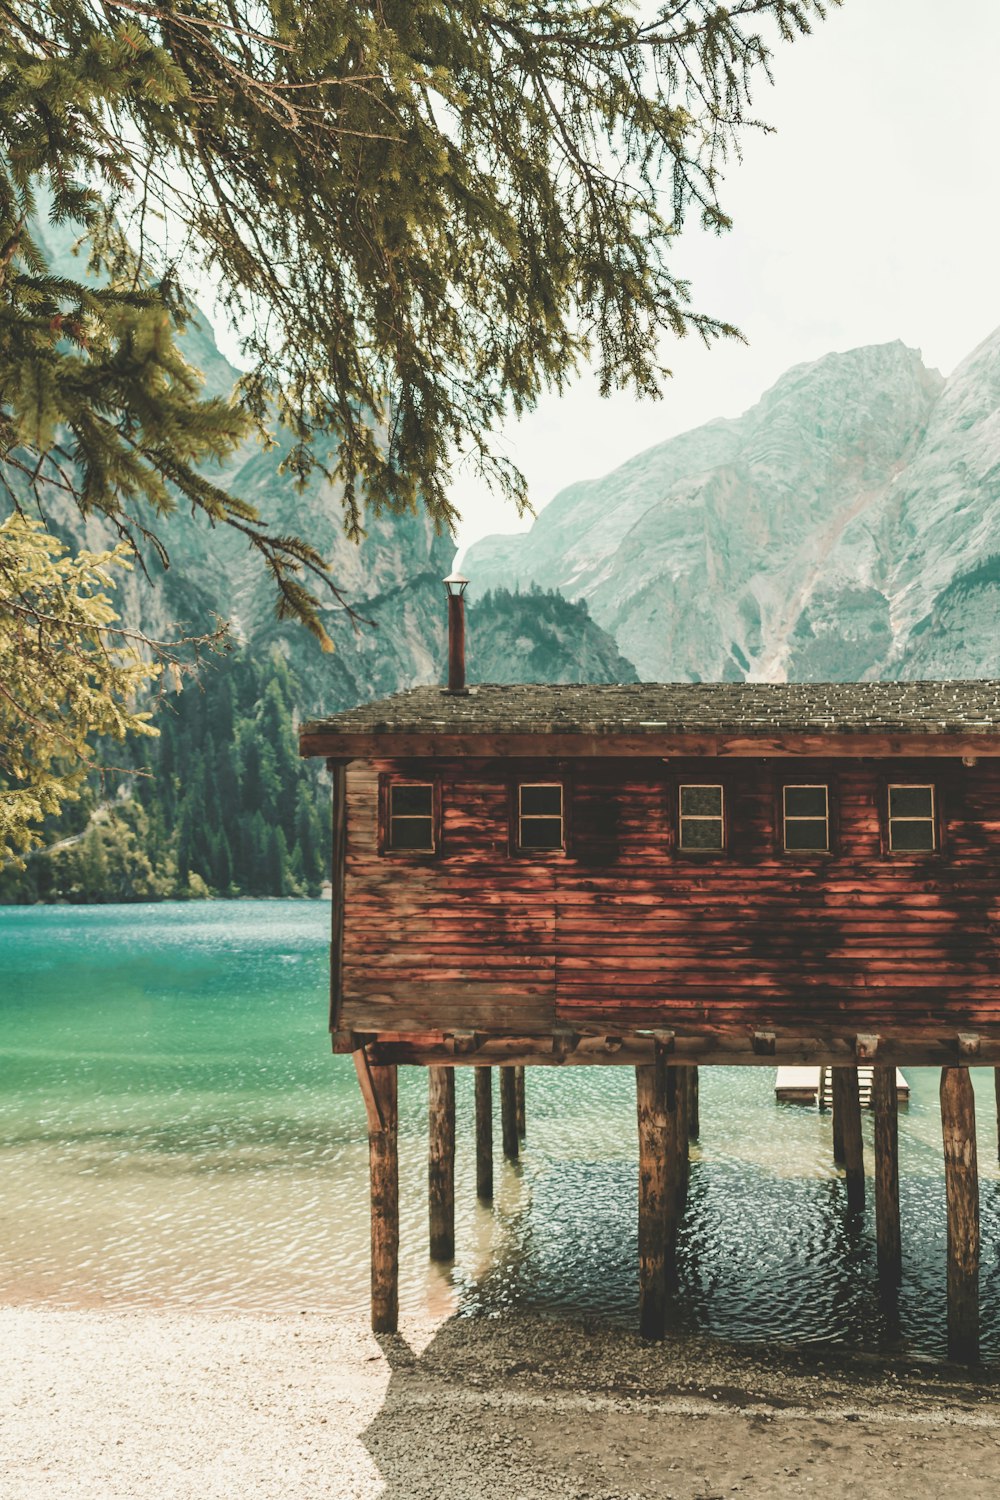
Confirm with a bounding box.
[26,215,635,713]
[465,331,1000,683]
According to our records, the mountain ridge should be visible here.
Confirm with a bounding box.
[465,332,1000,683]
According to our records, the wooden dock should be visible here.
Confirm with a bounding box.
[775,1066,910,1106]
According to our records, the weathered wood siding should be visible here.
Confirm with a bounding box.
[340,757,1000,1037]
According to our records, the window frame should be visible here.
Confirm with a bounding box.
[676,781,726,855]
[510,775,570,857]
[378,774,441,857]
[885,781,938,856]
[781,782,832,855]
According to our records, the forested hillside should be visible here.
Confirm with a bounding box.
[0,650,327,904]
[3,581,638,904]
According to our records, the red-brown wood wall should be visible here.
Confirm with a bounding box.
[339,757,1000,1038]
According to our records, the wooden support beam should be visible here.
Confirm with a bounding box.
[674,1067,690,1210]
[663,1058,681,1238]
[871,1065,901,1287]
[636,1056,669,1341]
[474,1066,493,1203]
[995,1069,1000,1166]
[428,1066,455,1261]
[354,1051,398,1334]
[515,1065,526,1140]
[832,1066,865,1211]
[752,1030,776,1056]
[500,1065,519,1162]
[688,1065,700,1140]
[831,1068,845,1163]
[552,1025,580,1059]
[354,1030,1000,1071]
[856,1034,880,1063]
[941,1066,980,1363]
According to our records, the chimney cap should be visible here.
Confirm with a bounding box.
[443,570,469,596]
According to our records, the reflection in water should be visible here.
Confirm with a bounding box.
[2,901,999,1359]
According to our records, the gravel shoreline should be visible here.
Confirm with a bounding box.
[5,1305,1000,1498]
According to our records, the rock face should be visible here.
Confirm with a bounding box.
[26,220,636,709]
[466,331,1000,683]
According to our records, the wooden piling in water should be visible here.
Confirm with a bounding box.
[832,1066,865,1211]
[428,1066,455,1260]
[688,1066,700,1140]
[674,1067,690,1210]
[515,1064,526,1139]
[664,1062,682,1236]
[500,1065,519,1162]
[941,1066,979,1363]
[354,1053,399,1334]
[994,1068,1000,1165]
[474,1066,493,1203]
[831,1068,846,1163]
[871,1065,901,1286]
[636,1057,668,1340]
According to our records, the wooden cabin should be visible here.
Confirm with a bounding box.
[300,585,1000,1360]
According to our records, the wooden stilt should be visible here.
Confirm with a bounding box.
[994,1068,1000,1165]
[668,1062,683,1236]
[831,1068,846,1163]
[674,1067,690,1210]
[688,1065,700,1140]
[636,1057,668,1340]
[832,1066,865,1211]
[428,1066,455,1260]
[474,1066,493,1203]
[941,1066,979,1363]
[354,1051,398,1334]
[871,1065,901,1286]
[515,1064,526,1139]
[500,1065,519,1162]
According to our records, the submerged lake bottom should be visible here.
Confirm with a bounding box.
[2,900,1000,1362]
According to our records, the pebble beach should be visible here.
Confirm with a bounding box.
[6,1305,1000,1499]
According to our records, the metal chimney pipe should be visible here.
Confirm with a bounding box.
[443,572,470,695]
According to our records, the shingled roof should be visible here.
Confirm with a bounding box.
[300,681,1000,757]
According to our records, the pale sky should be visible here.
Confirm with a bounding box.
[451,0,1000,556]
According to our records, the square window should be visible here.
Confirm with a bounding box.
[888,784,935,852]
[679,785,724,851]
[783,785,829,852]
[518,784,564,850]
[388,783,435,851]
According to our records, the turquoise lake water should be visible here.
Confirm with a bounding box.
[2,899,1000,1359]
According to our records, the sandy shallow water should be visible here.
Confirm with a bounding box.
[5,1306,1000,1499]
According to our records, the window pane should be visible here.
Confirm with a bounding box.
[890,819,935,852]
[680,818,723,851]
[390,816,434,850]
[785,818,829,851]
[520,817,563,849]
[520,784,562,816]
[391,784,433,817]
[889,786,933,819]
[681,785,722,817]
[785,786,827,818]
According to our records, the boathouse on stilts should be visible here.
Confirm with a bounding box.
[299,575,1000,1363]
